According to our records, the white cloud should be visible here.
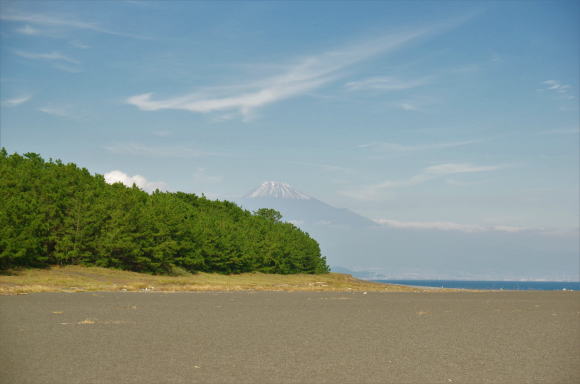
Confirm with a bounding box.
[127,27,433,118]
[541,80,574,100]
[69,40,89,49]
[105,143,214,158]
[1,11,147,39]
[15,24,42,35]
[1,95,31,107]
[38,105,71,117]
[424,163,501,175]
[51,64,82,73]
[104,170,167,193]
[345,76,430,91]
[358,140,479,152]
[543,80,571,93]
[374,218,530,233]
[16,50,79,64]
[396,102,420,111]
[3,12,103,30]
[389,96,439,112]
[341,162,503,201]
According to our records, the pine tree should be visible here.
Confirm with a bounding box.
[0,150,330,274]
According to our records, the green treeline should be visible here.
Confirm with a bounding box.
[0,150,329,274]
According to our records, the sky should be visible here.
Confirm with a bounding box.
[1,1,578,266]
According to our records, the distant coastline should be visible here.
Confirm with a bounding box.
[374,279,580,291]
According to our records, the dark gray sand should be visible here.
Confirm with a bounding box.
[1,291,579,384]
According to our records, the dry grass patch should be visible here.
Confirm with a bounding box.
[0,265,420,294]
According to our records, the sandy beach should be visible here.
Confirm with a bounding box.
[1,291,579,384]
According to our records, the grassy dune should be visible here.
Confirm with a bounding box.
[0,266,420,294]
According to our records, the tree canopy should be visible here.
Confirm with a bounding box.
[0,149,329,274]
[254,208,283,223]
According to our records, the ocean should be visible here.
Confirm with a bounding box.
[374,280,580,291]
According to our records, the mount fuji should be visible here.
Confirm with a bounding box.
[239,181,375,228]
[245,181,312,200]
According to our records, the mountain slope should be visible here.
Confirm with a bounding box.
[245,181,312,200]
[239,181,376,228]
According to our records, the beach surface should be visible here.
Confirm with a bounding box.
[1,291,579,384]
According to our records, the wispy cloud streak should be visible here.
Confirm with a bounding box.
[3,12,103,30]
[127,28,433,118]
[396,102,420,111]
[342,162,503,200]
[38,105,73,118]
[374,218,531,233]
[345,76,430,91]
[69,40,90,49]
[16,50,79,64]
[358,140,480,152]
[424,163,500,175]
[541,80,574,100]
[1,11,148,39]
[1,95,32,107]
[15,24,43,35]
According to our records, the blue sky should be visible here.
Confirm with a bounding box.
[1,1,578,238]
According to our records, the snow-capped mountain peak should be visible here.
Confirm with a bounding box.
[245,181,312,200]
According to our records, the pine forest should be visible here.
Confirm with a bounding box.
[0,150,330,275]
